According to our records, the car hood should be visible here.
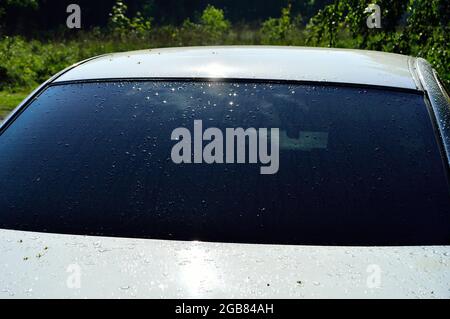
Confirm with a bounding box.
[0,229,449,298]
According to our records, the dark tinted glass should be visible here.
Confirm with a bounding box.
[0,81,449,245]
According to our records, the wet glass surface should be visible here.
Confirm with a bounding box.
[0,81,449,245]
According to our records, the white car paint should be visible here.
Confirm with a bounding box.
[54,46,418,90]
[1,229,449,299]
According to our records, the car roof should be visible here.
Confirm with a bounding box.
[54,46,419,90]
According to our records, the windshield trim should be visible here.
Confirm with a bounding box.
[50,77,423,94]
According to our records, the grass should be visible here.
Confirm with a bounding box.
[0,90,29,120]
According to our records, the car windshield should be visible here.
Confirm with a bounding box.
[0,81,449,245]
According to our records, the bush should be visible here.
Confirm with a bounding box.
[108,0,151,38]
[178,5,231,45]
[0,36,46,90]
[200,5,231,42]
[0,34,147,91]
[260,4,304,45]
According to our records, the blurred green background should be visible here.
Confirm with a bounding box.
[0,0,449,119]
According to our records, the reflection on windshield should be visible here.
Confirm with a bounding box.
[0,81,448,245]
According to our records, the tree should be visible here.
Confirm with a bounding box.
[305,0,450,85]
[260,4,303,44]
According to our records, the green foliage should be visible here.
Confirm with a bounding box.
[0,36,47,90]
[305,0,450,85]
[200,5,231,39]
[400,0,450,84]
[260,4,304,45]
[0,4,233,95]
[109,1,130,34]
[108,0,151,38]
[306,2,340,47]
[178,5,231,45]
[0,90,28,119]
[306,0,406,47]
[0,0,448,97]
[0,33,149,92]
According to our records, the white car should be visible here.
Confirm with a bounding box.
[0,46,449,298]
